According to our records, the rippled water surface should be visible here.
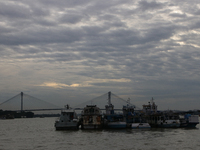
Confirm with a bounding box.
[0,117,200,150]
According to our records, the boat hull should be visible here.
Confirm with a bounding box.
[55,126,78,130]
[81,124,102,129]
[157,124,180,128]
[55,122,79,130]
[131,123,151,129]
[180,123,199,128]
[150,122,180,128]
[106,122,127,129]
[179,115,199,128]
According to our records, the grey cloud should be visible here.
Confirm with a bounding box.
[60,14,83,24]
[0,26,84,45]
[169,13,187,18]
[138,0,165,11]
[144,26,176,42]
[37,0,92,8]
[191,21,200,29]
[34,18,57,26]
[0,2,31,19]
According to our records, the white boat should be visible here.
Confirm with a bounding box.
[179,114,199,128]
[55,105,79,130]
[131,123,151,129]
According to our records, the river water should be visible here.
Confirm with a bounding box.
[0,117,199,150]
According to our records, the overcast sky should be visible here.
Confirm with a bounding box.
[0,0,200,110]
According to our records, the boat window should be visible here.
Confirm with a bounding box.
[70,113,73,119]
[90,108,94,113]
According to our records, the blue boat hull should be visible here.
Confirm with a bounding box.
[106,122,126,129]
[180,123,199,128]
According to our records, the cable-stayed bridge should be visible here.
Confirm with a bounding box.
[0,92,62,112]
[0,92,138,112]
[72,92,137,110]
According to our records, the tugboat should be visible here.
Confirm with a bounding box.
[55,105,79,130]
[103,92,126,129]
[80,105,102,129]
[144,98,180,128]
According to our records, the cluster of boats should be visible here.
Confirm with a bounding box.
[55,93,199,130]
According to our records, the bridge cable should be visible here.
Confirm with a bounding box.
[0,93,21,106]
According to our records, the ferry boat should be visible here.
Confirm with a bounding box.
[81,105,102,129]
[54,105,79,130]
[103,92,126,129]
[179,114,199,128]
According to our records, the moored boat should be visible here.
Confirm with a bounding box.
[122,99,135,128]
[179,114,199,128]
[122,98,151,129]
[55,105,79,130]
[147,113,180,128]
[81,105,102,129]
[143,98,180,128]
[103,92,126,129]
[104,114,127,129]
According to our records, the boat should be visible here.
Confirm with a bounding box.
[80,105,102,129]
[122,98,151,129]
[103,92,126,129]
[143,98,180,128]
[179,114,199,128]
[147,113,180,128]
[122,98,135,128]
[142,97,158,115]
[104,114,127,129]
[54,105,79,130]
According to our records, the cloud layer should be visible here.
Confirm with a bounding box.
[0,0,200,110]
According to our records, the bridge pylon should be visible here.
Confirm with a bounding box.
[21,92,23,113]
